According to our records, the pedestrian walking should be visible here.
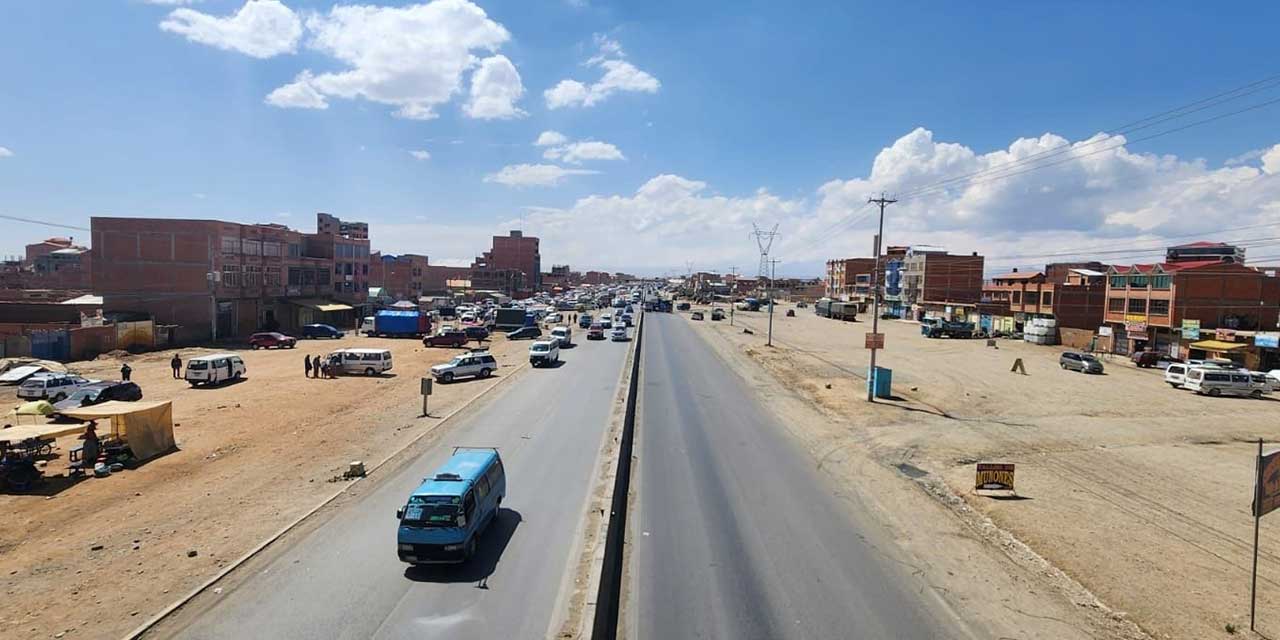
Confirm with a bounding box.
[170,354,182,379]
[304,354,313,378]
[120,363,132,381]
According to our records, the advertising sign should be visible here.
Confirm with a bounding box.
[864,332,885,349]
[975,463,1016,492]
[1182,319,1201,340]
[1098,326,1113,337]
[1256,333,1280,349]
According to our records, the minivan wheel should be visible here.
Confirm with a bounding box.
[479,368,492,378]
[1060,362,1066,369]
[1209,388,1221,397]
[442,372,454,383]
[365,367,376,376]
[1252,390,1264,399]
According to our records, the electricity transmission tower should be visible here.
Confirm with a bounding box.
[751,223,780,291]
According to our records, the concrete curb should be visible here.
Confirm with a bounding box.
[122,361,531,640]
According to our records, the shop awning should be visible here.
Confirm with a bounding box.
[290,299,355,312]
[1189,340,1248,352]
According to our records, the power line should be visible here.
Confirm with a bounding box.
[0,214,90,232]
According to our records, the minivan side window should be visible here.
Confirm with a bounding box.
[476,475,490,499]
[462,492,476,524]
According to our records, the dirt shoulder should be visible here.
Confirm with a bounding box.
[684,302,1280,640]
[0,334,526,640]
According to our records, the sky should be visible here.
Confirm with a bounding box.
[2,0,1280,277]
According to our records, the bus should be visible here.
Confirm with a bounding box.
[396,447,506,564]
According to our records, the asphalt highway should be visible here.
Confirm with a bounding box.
[160,333,630,640]
[628,313,962,639]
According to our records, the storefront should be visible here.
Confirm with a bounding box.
[1256,333,1280,371]
[1187,339,1248,364]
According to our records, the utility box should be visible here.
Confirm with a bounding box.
[867,366,892,399]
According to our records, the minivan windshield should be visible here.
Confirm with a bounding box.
[532,344,549,352]
[403,495,462,527]
[188,362,208,370]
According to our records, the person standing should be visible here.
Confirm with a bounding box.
[312,354,322,379]
[171,354,182,379]
[120,363,132,382]
[304,354,313,379]
[79,421,100,473]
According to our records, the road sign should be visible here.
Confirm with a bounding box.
[864,332,884,349]
[975,463,1015,491]
[1254,450,1280,518]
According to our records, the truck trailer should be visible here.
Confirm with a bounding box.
[365,310,431,338]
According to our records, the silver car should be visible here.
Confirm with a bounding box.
[430,351,497,383]
[1059,351,1103,374]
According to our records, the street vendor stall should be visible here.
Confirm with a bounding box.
[59,401,175,463]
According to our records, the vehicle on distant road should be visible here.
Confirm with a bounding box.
[1184,367,1268,398]
[529,340,561,367]
[506,326,542,340]
[17,373,96,401]
[710,309,725,321]
[430,351,497,383]
[423,330,470,348]
[690,311,704,321]
[463,325,490,341]
[1059,351,1104,374]
[301,324,344,339]
[249,332,297,349]
[364,310,432,338]
[578,314,593,328]
[185,354,245,386]
[621,313,634,326]
[550,325,572,346]
[611,326,628,341]
[1131,350,1178,368]
[920,319,973,339]
[587,324,605,340]
[396,447,506,564]
[329,348,394,376]
[52,381,142,417]
[677,302,691,311]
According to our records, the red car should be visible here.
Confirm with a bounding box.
[587,323,605,340]
[249,332,296,349]
[423,330,470,348]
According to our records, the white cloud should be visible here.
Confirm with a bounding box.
[145,0,203,5]
[544,36,659,109]
[505,129,1280,274]
[543,140,624,164]
[463,54,526,120]
[534,130,568,147]
[159,0,301,59]
[409,149,431,160]
[276,212,292,218]
[1263,145,1280,175]
[265,71,328,109]
[276,1,511,120]
[0,147,12,158]
[1225,148,1268,167]
[483,164,599,188]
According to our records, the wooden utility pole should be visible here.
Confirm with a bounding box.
[867,194,896,401]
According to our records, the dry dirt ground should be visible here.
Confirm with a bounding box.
[687,303,1280,640]
[0,333,528,640]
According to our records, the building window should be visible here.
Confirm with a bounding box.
[363,263,369,275]
[1129,275,1148,288]
[244,265,261,286]
[1128,298,1146,314]
[221,237,240,254]
[1152,275,1171,289]
[221,264,241,287]
[288,267,302,286]
[263,242,281,257]
[1110,275,1127,289]
[335,282,342,293]
[1150,299,1170,316]
[288,243,300,258]
[1109,298,1125,312]
[242,240,261,256]
[1012,291,1021,304]
[1042,292,1052,306]
[265,266,281,286]
[316,269,330,285]
[344,263,353,275]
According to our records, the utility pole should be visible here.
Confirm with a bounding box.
[867,193,896,401]
[767,259,780,347]
[728,266,738,326]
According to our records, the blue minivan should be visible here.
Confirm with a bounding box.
[396,447,506,564]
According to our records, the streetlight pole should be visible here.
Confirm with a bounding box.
[867,194,896,401]
[767,259,780,347]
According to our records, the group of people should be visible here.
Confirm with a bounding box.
[304,354,339,379]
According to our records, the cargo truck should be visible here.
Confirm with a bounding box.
[495,308,533,331]
[920,319,975,339]
[364,310,431,338]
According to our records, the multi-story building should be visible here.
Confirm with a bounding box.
[92,214,365,343]
[473,230,540,295]
[825,257,878,301]
[901,249,985,319]
[1166,241,1244,264]
[421,264,472,294]
[582,271,612,286]
[24,237,79,266]
[984,266,1107,345]
[377,254,430,300]
[1103,260,1279,359]
[316,212,369,240]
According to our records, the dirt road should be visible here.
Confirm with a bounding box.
[0,333,526,640]
[687,303,1280,640]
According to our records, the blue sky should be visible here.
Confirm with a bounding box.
[3,1,1280,276]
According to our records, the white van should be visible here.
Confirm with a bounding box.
[1183,367,1268,398]
[329,348,393,376]
[185,354,246,386]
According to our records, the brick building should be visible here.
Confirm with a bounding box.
[92,214,367,343]
[901,249,985,319]
[1103,260,1280,358]
[473,230,540,296]
[825,257,878,301]
[377,254,430,300]
[316,212,368,240]
[582,271,612,285]
[984,266,1108,345]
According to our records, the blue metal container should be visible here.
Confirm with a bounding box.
[867,366,892,398]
